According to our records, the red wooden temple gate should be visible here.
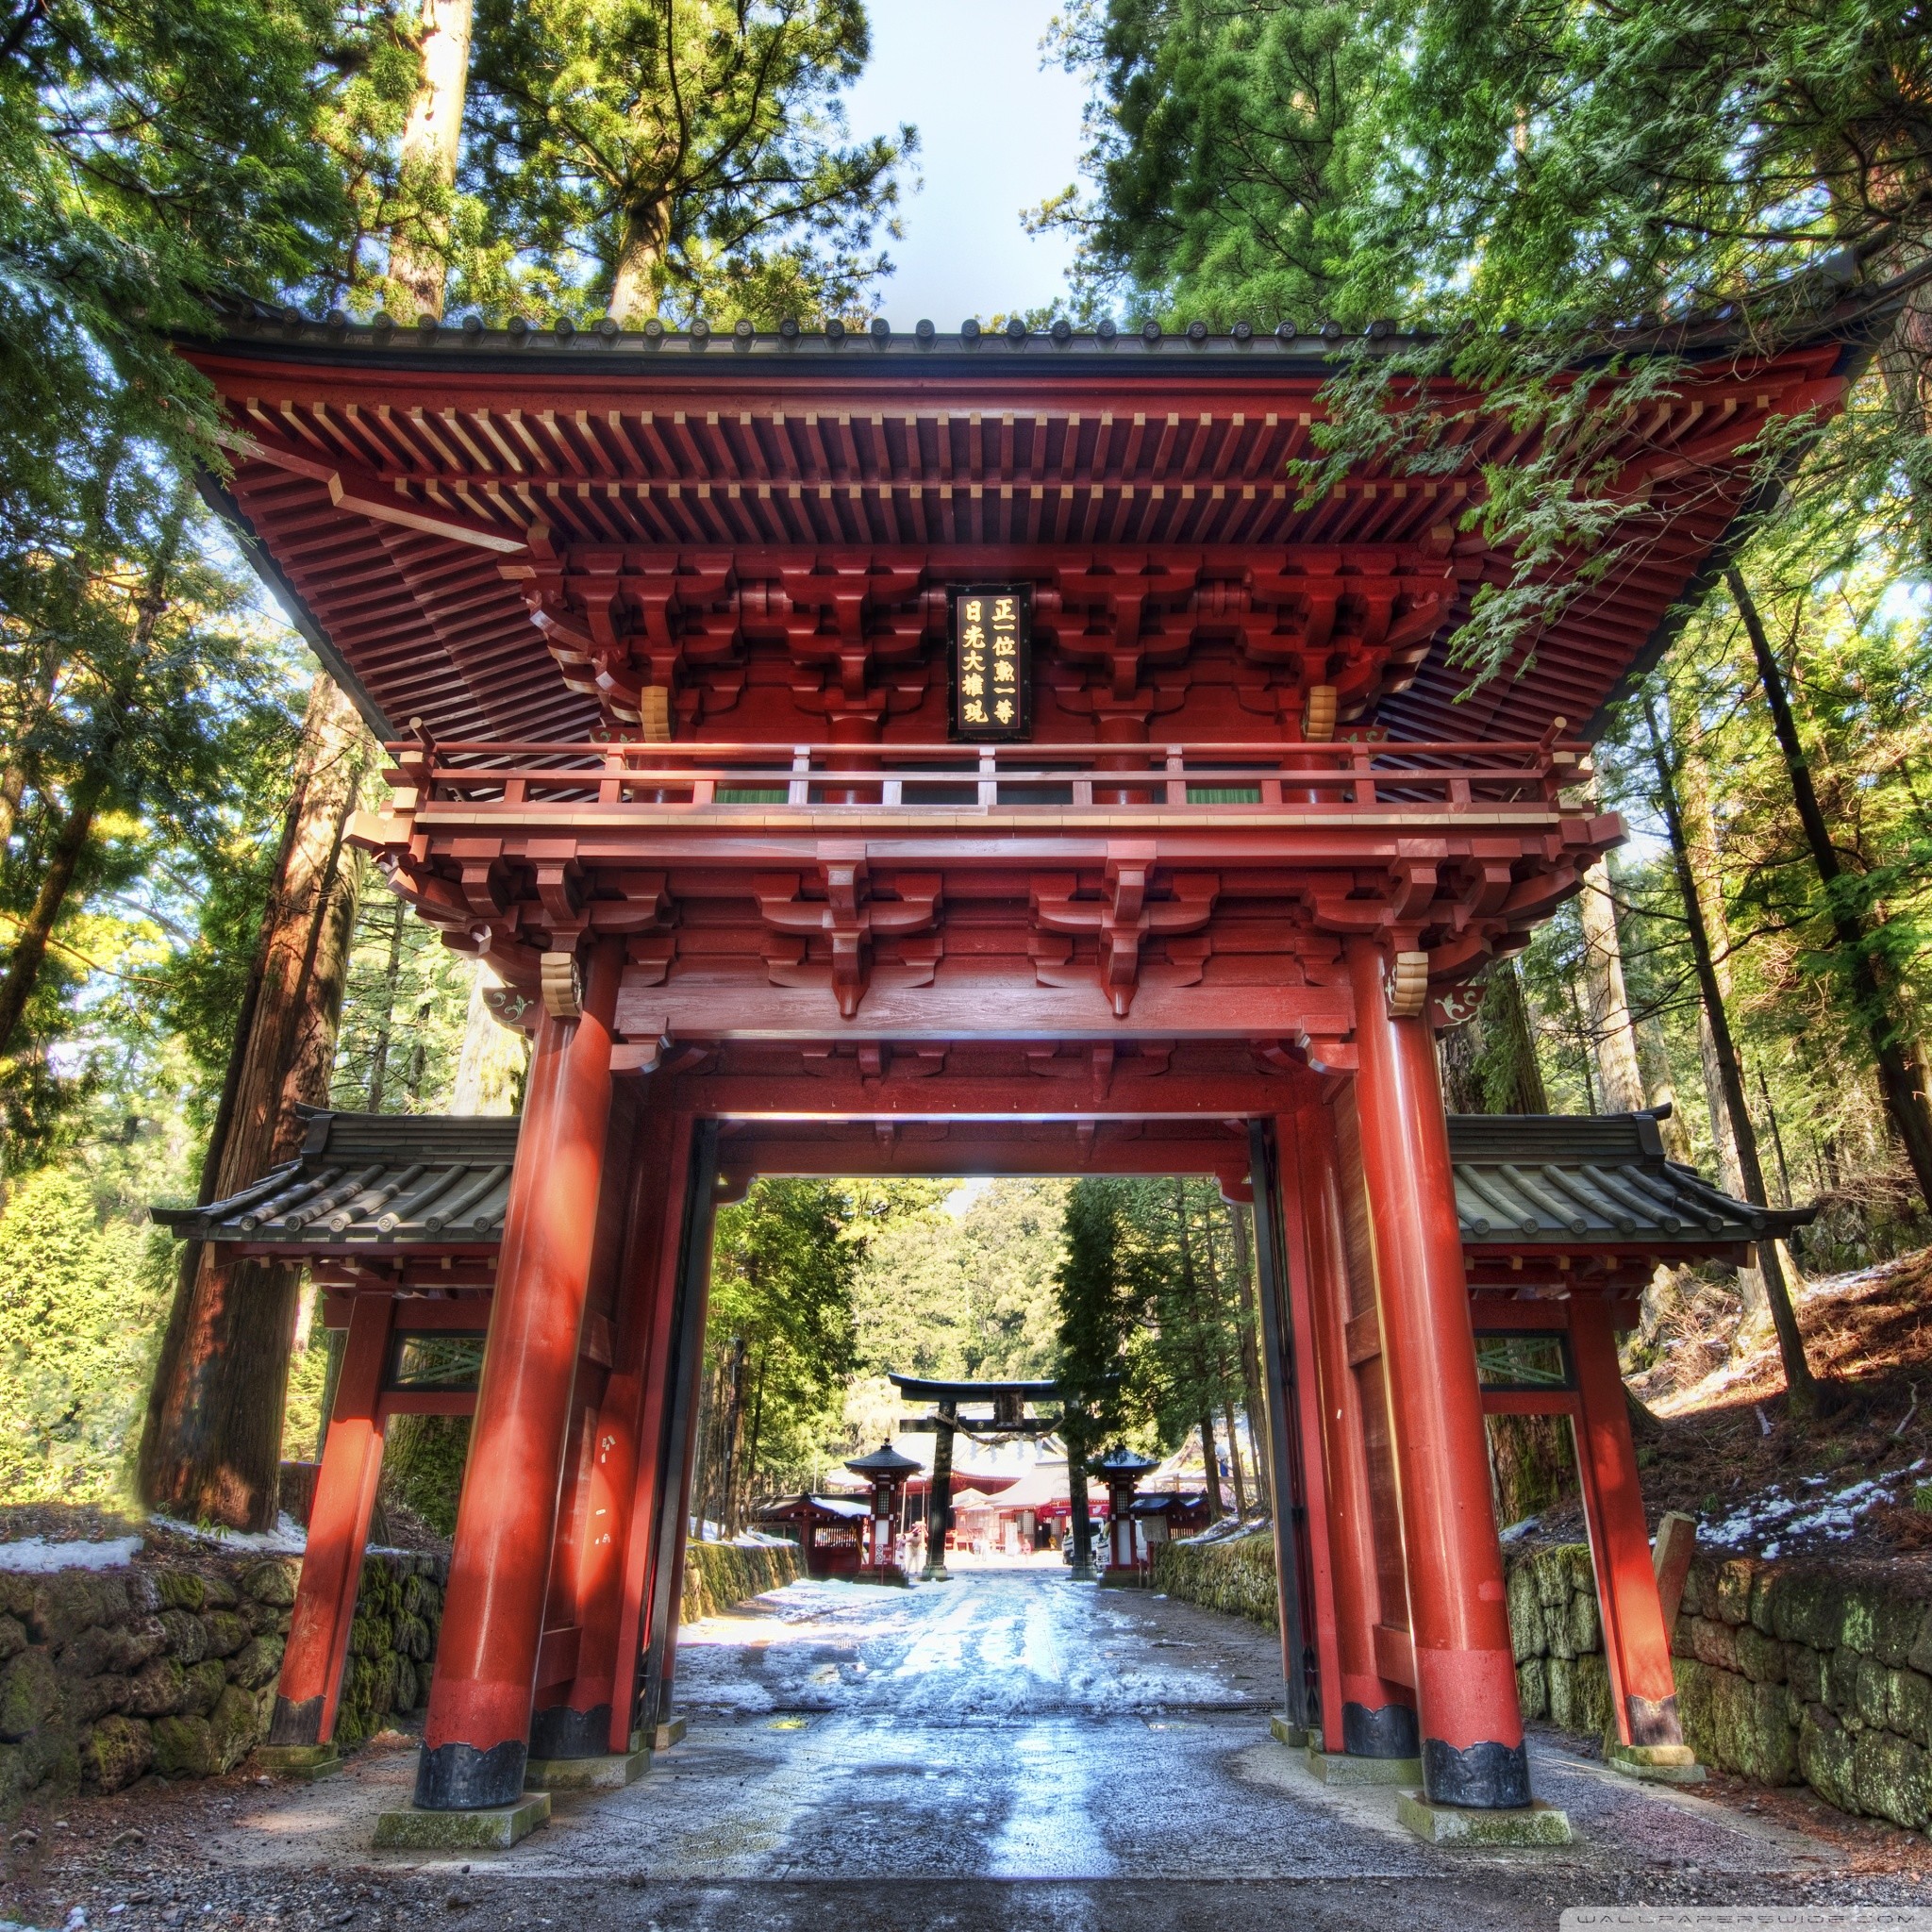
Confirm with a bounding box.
[165,304,1846,1832]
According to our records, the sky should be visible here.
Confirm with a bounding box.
[841,0,1090,326]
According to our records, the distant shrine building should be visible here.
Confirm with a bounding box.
[164,305,1843,1837]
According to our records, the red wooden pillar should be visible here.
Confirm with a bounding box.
[1570,1296,1685,1748]
[414,941,623,1810]
[266,1293,394,1750]
[1347,937,1528,1808]
[1287,1103,1417,1759]
[533,1099,681,1757]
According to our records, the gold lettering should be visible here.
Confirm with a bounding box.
[959,673,985,697]
[994,697,1015,724]
[993,659,1016,685]
[963,699,989,724]
[992,597,1016,620]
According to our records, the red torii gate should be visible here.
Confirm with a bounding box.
[170,302,1850,1840]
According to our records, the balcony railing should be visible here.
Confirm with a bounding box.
[385,732,1592,817]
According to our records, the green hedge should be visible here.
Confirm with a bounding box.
[1148,1530,1280,1626]
[681,1541,803,1624]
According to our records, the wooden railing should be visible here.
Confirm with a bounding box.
[384,731,1592,816]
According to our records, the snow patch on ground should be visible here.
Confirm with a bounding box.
[148,1512,309,1555]
[0,1536,143,1574]
[1701,1457,1928,1558]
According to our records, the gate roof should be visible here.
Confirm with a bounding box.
[183,304,1872,748]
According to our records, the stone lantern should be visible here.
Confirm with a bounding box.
[1091,1449,1158,1579]
[843,1441,922,1583]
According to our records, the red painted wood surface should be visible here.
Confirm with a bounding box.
[1347,938,1523,1760]
[1570,1296,1685,1747]
[271,1293,393,1744]
[423,941,623,1762]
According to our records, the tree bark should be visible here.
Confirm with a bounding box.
[363,891,407,1111]
[1577,856,1649,1113]
[388,0,474,320]
[452,958,527,1113]
[609,201,671,325]
[1642,690,1819,1408]
[139,675,375,1528]
[1725,564,1932,1210]
[1224,1199,1272,1512]
[1223,1400,1247,1517]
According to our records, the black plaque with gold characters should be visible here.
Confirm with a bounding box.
[948,585,1031,741]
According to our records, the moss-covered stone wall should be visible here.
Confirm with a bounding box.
[0,1550,442,1821]
[680,1541,803,1624]
[1147,1530,1281,1627]
[1147,1524,1932,1833]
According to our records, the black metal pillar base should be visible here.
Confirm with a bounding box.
[528,1702,613,1760]
[413,1739,529,1812]
[267,1693,324,1749]
[1422,1737,1532,1809]
[1343,1700,1421,1759]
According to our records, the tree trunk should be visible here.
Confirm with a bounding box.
[1577,856,1649,1113]
[1446,959,1549,1113]
[609,202,671,325]
[1224,1199,1272,1513]
[1643,690,1819,1408]
[1223,1400,1247,1517]
[139,675,375,1528]
[1726,564,1932,1210]
[363,891,408,1111]
[388,0,474,320]
[1199,1415,1224,1515]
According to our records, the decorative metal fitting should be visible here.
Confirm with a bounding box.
[540,951,583,1022]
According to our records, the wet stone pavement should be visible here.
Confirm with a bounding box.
[6,1557,1932,1930]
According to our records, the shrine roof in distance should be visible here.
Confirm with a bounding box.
[182,293,1886,752]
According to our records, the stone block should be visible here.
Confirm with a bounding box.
[1548,1657,1576,1730]
[1906,1608,1932,1677]
[242,1559,298,1609]
[1851,1727,1930,1829]
[1856,1656,1893,1731]
[1824,1649,1859,1720]
[1268,1714,1308,1748]
[0,1576,32,1620]
[1569,1590,1602,1656]
[1307,1747,1422,1784]
[373,1792,550,1851]
[1607,1741,1706,1784]
[124,1571,160,1615]
[124,1656,188,1718]
[403,1574,441,1619]
[1840,1585,1882,1657]
[1749,1569,1778,1637]
[228,1635,284,1691]
[1572,1654,1615,1739]
[1890,1667,1932,1747]
[1690,1618,1740,1674]
[0,1650,61,1740]
[349,1612,391,1658]
[1517,1657,1548,1722]
[394,1614,432,1662]
[254,1743,341,1779]
[155,1570,207,1612]
[0,1618,25,1665]
[81,1715,153,1793]
[1679,1557,1717,1622]
[1724,1675,1798,1786]
[1396,1792,1572,1845]
[1733,1625,1786,1685]
[208,1685,261,1773]
[1562,1545,1596,1598]
[524,1749,649,1790]
[1774,1571,1843,1649]
[1785,1643,1824,1705]
[1534,1550,1571,1608]
[179,1658,227,1719]
[1872,1592,1923,1669]
[158,1607,206,1664]
[199,1572,239,1610]
[151,1714,219,1779]
[1714,1559,1757,1626]
[200,1610,250,1659]
[391,1655,418,1713]
[62,1674,129,1724]
[1799,1704,1858,1812]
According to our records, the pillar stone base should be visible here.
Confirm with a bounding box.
[1268,1715,1309,1749]
[525,1749,649,1790]
[1397,1791,1572,1846]
[652,1715,688,1751]
[921,1564,952,1582]
[254,1744,341,1780]
[375,1792,550,1852]
[1308,1748,1423,1786]
[1607,1740,1706,1784]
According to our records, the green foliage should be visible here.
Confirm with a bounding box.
[461,0,914,324]
[0,1165,174,1502]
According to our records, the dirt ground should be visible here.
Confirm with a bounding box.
[6,1559,1932,1932]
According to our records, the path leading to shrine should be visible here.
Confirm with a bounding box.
[6,1560,1929,1931]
